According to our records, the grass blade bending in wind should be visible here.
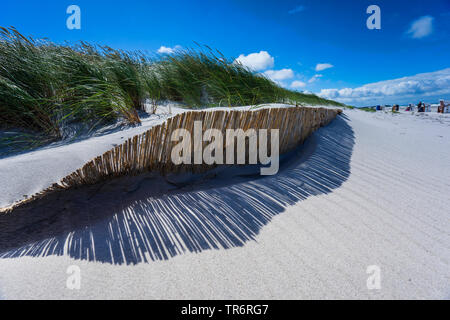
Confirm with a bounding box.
[0,27,343,153]
[0,27,61,142]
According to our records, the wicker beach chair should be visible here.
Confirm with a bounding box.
[439,100,450,113]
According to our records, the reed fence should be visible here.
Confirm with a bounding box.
[1,106,341,213]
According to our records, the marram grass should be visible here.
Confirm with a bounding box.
[0,27,344,152]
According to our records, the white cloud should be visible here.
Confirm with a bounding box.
[315,63,334,72]
[291,80,307,89]
[234,51,274,71]
[157,45,182,54]
[288,5,305,15]
[318,68,450,105]
[263,68,294,81]
[406,16,434,39]
[308,74,323,83]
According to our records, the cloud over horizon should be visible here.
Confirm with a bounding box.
[263,68,294,81]
[234,51,274,71]
[406,16,434,39]
[157,45,182,54]
[308,74,323,83]
[318,68,450,105]
[315,63,334,72]
[291,80,306,89]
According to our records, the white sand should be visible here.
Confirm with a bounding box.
[0,107,449,299]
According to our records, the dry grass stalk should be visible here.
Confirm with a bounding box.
[1,106,342,213]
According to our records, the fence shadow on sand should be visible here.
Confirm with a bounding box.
[0,114,355,265]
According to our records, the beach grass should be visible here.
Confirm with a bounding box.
[359,107,376,113]
[0,27,343,151]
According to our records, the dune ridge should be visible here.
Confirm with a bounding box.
[0,106,341,213]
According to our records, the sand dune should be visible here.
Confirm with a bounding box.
[0,108,449,299]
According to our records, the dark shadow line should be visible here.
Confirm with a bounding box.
[0,115,355,265]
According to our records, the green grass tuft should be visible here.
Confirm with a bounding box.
[358,107,376,113]
[0,27,343,152]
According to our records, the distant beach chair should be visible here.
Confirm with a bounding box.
[438,100,450,113]
[417,102,425,113]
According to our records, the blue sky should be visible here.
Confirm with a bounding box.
[1,0,449,106]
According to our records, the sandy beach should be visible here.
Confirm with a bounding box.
[0,107,449,299]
